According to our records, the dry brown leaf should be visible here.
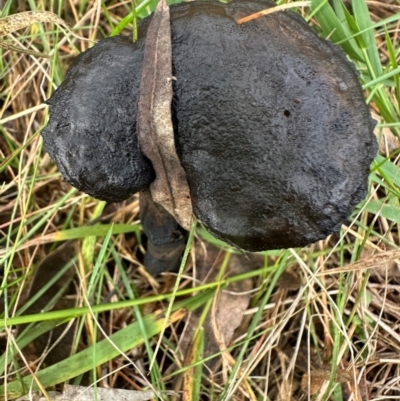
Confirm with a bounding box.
[179,244,257,370]
[276,271,302,290]
[0,11,76,57]
[137,0,192,230]
[209,269,252,365]
[340,360,364,401]
[372,111,400,155]
[301,368,352,395]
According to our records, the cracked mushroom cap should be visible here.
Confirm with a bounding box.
[42,0,377,252]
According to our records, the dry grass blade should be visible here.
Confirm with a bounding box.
[0,11,81,57]
[1,0,399,400]
[0,38,50,58]
[0,11,70,36]
[320,249,400,275]
[236,1,311,24]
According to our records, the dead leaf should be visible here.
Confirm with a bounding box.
[301,367,352,395]
[209,261,253,359]
[179,244,257,370]
[276,271,302,290]
[137,0,192,230]
[372,111,400,155]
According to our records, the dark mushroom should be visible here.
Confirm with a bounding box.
[43,37,155,203]
[42,0,377,268]
[139,189,188,274]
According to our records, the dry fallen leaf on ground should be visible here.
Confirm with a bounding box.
[301,367,352,395]
[276,271,302,291]
[372,111,400,155]
[179,244,258,370]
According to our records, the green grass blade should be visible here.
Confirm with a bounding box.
[0,290,213,400]
[311,0,362,60]
[1,312,176,399]
[41,223,141,242]
[352,0,383,78]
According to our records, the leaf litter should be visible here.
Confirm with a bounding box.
[178,244,257,371]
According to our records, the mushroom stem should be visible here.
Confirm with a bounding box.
[139,189,188,275]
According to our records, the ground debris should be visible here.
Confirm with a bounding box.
[15,384,170,401]
[178,244,258,370]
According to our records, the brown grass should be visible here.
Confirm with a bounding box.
[1,1,400,400]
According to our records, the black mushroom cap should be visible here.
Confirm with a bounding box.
[42,38,155,202]
[42,0,378,252]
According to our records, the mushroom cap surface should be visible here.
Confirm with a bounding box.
[42,38,155,202]
[42,0,377,252]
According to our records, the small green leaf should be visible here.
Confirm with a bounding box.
[362,200,400,224]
